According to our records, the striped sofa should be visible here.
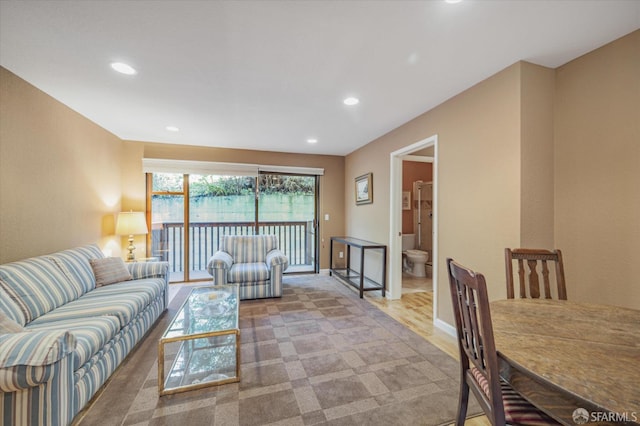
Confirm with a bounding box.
[207,235,288,300]
[0,244,169,426]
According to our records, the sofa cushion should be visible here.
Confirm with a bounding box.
[28,279,164,328]
[0,310,26,333]
[221,235,278,264]
[49,244,105,294]
[0,287,26,326]
[27,316,121,371]
[89,257,132,286]
[0,256,77,324]
[227,262,269,283]
[82,278,165,303]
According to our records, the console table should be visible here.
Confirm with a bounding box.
[329,236,386,298]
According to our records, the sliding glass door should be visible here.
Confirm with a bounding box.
[258,173,318,273]
[147,171,319,282]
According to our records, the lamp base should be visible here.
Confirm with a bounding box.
[126,235,136,261]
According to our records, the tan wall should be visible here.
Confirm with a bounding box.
[345,63,523,325]
[0,67,123,263]
[122,141,345,269]
[345,30,640,327]
[520,63,555,249]
[554,30,640,308]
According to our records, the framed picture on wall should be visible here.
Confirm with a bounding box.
[402,191,411,210]
[355,173,373,205]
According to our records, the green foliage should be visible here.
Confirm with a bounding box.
[190,176,255,197]
[152,173,183,192]
[259,175,314,195]
[152,173,315,197]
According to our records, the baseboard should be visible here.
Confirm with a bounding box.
[434,317,457,338]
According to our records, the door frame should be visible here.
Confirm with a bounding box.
[388,135,438,318]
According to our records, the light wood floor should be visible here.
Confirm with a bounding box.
[366,286,491,426]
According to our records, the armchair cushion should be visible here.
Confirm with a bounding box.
[228,262,269,283]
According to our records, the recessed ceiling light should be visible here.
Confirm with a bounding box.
[110,62,137,75]
[307,138,318,144]
[343,97,359,106]
[166,126,180,132]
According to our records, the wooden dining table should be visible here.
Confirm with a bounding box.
[490,299,640,426]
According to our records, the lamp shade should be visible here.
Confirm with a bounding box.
[115,212,148,236]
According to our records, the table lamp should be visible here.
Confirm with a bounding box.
[115,211,148,261]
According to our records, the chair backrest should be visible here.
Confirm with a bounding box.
[504,248,567,300]
[220,235,279,263]
[447,258,505,426]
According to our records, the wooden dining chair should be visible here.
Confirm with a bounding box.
[447,258,560,426]
[504,248,567,300]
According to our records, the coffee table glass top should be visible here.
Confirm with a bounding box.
[163,285,239,339]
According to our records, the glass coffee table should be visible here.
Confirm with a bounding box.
[158,284,240,396]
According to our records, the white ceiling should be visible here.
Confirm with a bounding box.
[1,1,638,156]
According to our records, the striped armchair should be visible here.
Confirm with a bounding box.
[207,235,288,300]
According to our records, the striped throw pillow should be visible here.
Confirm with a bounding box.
[89,257,132,287]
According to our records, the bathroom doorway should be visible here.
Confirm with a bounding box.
[401,156,433,294]
[388,134,438,323]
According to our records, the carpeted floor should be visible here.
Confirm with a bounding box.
[76,275,479,426]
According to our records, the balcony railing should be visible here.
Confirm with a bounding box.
[150,221,314,281]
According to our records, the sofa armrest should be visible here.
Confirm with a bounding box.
[0,330,76,392]
[127,261,170,282]
[266,249,289,270]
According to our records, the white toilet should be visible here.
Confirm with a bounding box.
[401,234,429,277]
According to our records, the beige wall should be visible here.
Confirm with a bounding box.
[520,63,555,248]
[0,67,123,263]
[121,141,345,269]
[345,30,640,327]
[345,63,524,325]
[554,30,640,308]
